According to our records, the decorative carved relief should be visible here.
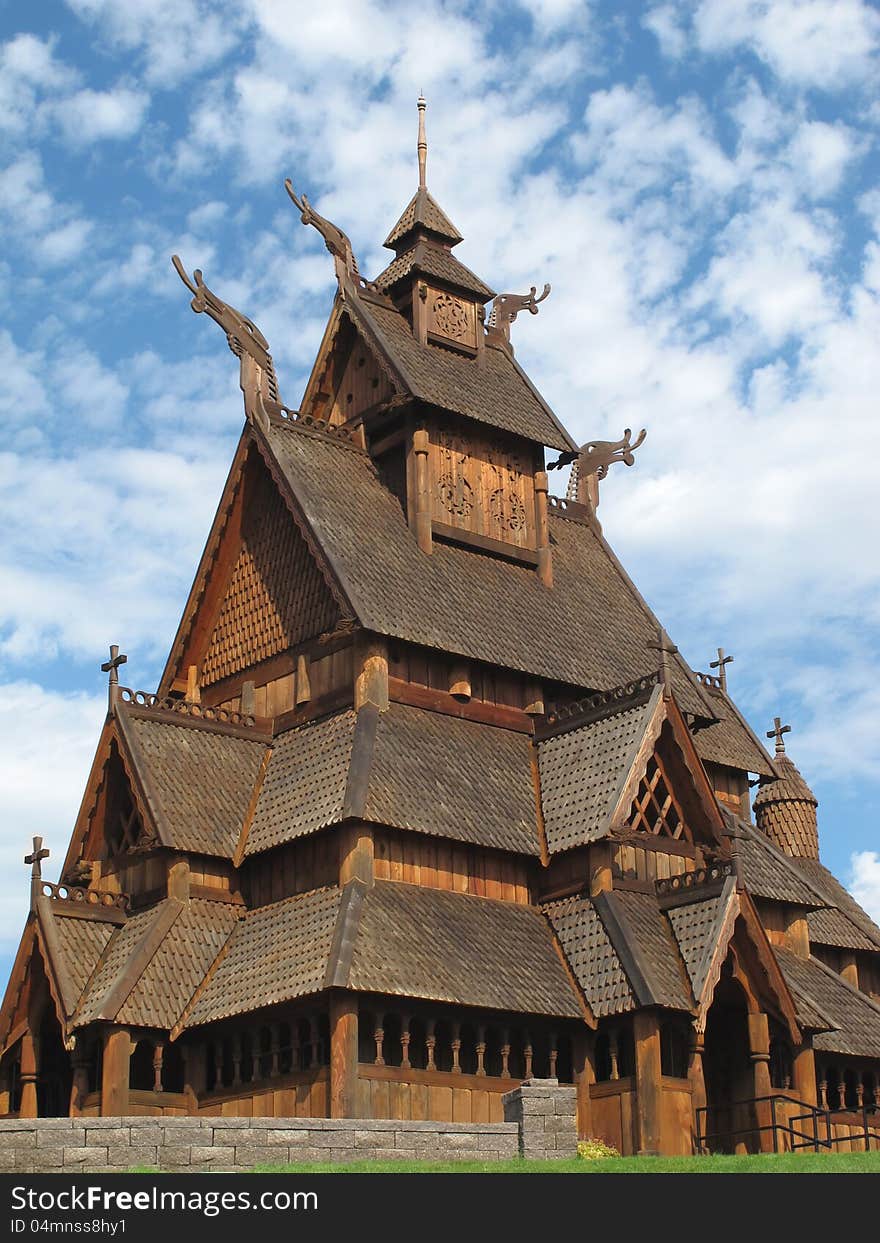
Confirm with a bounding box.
[428,422,537,551]
[438,472,474,518]
[425,285,478,350]
[488,487,527,532]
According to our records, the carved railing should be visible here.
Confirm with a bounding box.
[543,671,661,733]
[694,671,724,691]
[272,407,362,446]
[547,495,592,523]
[118,688,257,729]
[40,881,129,911]
[655,861,734,897]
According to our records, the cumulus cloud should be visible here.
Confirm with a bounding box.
[52,85,149,146]
[850,851,880,924]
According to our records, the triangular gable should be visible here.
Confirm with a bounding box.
[299,300,400,424]
[538,684,727,856]
[667,880,800,1042]
[61,719,159,880]
[158,436,355,698]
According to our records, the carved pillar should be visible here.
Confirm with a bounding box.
[548,1033,558,1081]
[534,470,553,588]
[523,1032,533,1080]
[476,1025,486,1077]
[152,1042,164,1093]
[748,1012,774,1152]
[412,428,433,555]
[608,1030,619,1081]
[101,1027,131,1116]
[633,1011,663,1156]
[589,843,613,896]
[793,1043,818,1108]
[373,1021,385,1067]
[167,856,189,901]
[19,1029,39,1119]
[329,993,358,1119]
[400,1015,411,1070]
[338,823,374,888]
[451,1022,461,1074]
[500,1029,511,1078]
[425,1019,436,1071]
[309,1017,320,1069]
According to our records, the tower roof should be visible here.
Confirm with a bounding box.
[383,186,464,250]
[753,724,819,859]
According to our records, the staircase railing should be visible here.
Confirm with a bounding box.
[695,1094,880,1155]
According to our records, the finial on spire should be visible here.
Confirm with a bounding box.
[767,716,792,755]
[417,94,427,189]
[709,647,734,693]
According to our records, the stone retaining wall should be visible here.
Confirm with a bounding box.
[0,1079,577,1171]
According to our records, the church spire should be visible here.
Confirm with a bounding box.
[418,94,427,189]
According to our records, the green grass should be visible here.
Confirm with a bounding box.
[231,1151,880,1174]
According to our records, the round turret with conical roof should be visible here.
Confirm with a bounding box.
[753,717,819,859]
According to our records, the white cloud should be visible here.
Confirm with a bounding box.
[65,0,246,87]
[643,4,689,58]
[694,0,880,90]
[0,152,93,267]
[0,682,106,954]
[850,851,880,924]
[53,85,149,146]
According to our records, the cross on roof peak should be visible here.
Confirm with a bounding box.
[24,835,49,881]
[709,646,734,692]
[417,94,427,189]
[101,644,127,710]
[767,716,792,755]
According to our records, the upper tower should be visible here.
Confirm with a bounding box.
[753,718,819,859]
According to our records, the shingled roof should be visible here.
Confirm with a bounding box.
[243,702,540,859]
[773,948,880,1056]
[73,899,240,1031]
[118,709,268,858]
[538,688,661,854]
[383,188,463,248]
[344,295,575,451]
[666,889,730,1001]
[543,894,634,1017]
[791,858,880,952]
[690,685,777,778]
[46,908,118,1017]
[183,880,582,1027]
[184,887,343,1029]
[348,881,581,1018]
[375,242,494,301]
[262,422,712,717]
[733,820,825,908]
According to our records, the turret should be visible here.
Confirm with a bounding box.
[753,717,819,859]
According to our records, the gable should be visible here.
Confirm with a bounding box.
[200,458,340,688]
[80,736,155,866]
[300,312,396,424]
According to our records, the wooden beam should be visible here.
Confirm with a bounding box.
[388,677,532,733]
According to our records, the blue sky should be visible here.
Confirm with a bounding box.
[1,0,879,982]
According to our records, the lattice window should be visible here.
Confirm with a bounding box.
[102,748,148,858]
[629,754,692,842]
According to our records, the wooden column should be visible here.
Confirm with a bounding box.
[101,1027,131,1116]
[784,912,810,959]
[339,823,374,887]
[633,1011,662,1155]
[167,856,190,901]
[412,429,432,555]
[589,843,613,896]
[330,993,358,1119]
[534,469,553,588]
[748,1012,774,1152]
[840,954,859,990]
[688,1030,707,1151]
[354,637,388,712]
[69,1040,90,1117]
[573,1030,595,1140]
[182,1043,206,1114]
[18,1030,38,1119]
[793,1043,818,1108]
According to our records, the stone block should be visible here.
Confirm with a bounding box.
[63,1147,110,1168]
[189,1145,235,1165]
[354,1129,391,1148]
[128,1126,162,1147]
[85,1127,130,1147]
[158,1146,192,1168]
[233,1147,275,1169]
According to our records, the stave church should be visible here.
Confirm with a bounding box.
[3,101,880,1156]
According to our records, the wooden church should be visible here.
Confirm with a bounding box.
[3,102,880,1156]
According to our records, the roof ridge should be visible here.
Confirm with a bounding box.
[539,671,661,738]
[733,816,828,909]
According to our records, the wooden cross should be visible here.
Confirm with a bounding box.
[101,644,127,709]
[648,627,678,694]
[24,835,50,882]
[766,716,791,755]
[709,647,734,692]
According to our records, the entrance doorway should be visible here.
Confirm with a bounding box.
[36,1010,71,1117]
[702,972,755,1153]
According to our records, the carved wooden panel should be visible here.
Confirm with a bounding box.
[202,471,339,686]
[424,284,478,351]
[427,423,536,551]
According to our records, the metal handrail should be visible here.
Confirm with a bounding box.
[696,1092,880,1155]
